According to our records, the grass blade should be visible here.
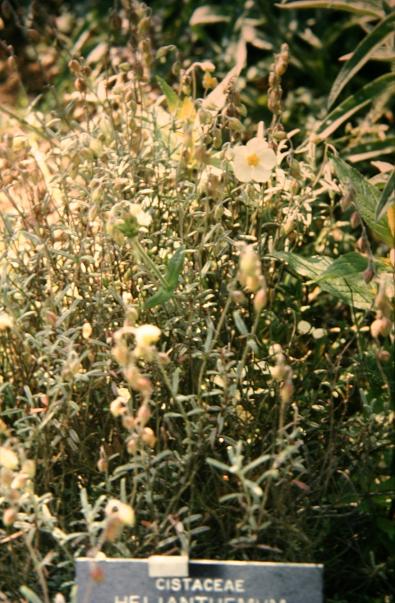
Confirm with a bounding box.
[328,11,395,108]
[277,1,383,18]
[317,73,395,139]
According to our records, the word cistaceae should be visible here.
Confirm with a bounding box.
[76,559,323,603]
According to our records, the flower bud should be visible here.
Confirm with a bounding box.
[141,427,156,448]
[253,288,268,313]
[280,379,294,404]
[126,435,139,455]
[2,507,17,527]
[370,317,392,339]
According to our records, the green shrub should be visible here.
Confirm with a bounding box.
[0,2,394,602]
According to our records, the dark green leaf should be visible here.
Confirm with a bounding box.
[345,137,395,163]
[375,169,395,221]
[315,252,368,281]
[331,156,393,245]
[145,288,173,309]
[272,251,375,310]
[328,11,395,108]
[165,246,185,290]
[317,74,395,139]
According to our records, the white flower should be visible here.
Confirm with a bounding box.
[233,137,276,183]
[0,312,14,331]
[105,499,135,526]
[133,324,161,360]
[133,324,161,348]
[0,446,19,470]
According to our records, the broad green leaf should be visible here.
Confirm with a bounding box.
[328,11,395,108]
[156,76,180,113]
[376,169,395,221]
[315,252,368,281]
[19,587,43,603]
[145,287,173,309]
[165,246,185,290]
[277,1,383,18]
[272,251,375,310]
[331,156,393,245]
[317,73,395,139]
[271,252,332,279]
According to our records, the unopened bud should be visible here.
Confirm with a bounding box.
[356,236,367,253]
[363,265,375,284]
[136,403,151,427]
[3,507,17,526]
[26,28,40,42]
[126,435,138,455]
[97,457,108,473]
[370,317,392,339]
[68,59,80,74]
[75,77,86,93]
[141,427,156,448]
[280,379,294,404]
[350,211,361,229]
[376,349,390,362]
[254,288,268,313]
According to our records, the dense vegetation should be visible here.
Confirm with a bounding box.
[0,1,394,602]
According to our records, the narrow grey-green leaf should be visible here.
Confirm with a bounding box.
[233,310,249,336]
[331,156,393,245]
[375,169,395,221]
[206,457,231,473]
[328,11,395,108]
[156,76,180,112]
[277,1,383,18]
[19,587,43,603]
[317,73,395,139]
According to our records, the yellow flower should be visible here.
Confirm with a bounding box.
[233,137,276,183]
